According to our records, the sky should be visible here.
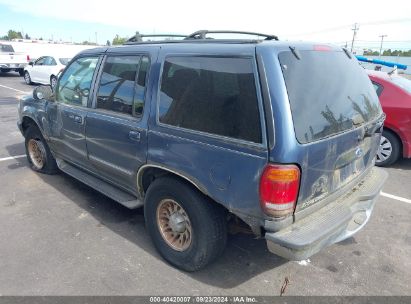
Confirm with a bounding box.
[0,0,411,51]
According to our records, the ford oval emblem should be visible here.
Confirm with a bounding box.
[355,147,363,158]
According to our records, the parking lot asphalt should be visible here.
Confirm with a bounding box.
[0,72,410,296]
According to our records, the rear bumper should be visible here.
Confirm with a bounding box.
[0,63,26,69]
[265,166,388,260]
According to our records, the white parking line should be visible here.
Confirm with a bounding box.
[381,192,411,205]
[0,155,26,162]
[0,84,31,94]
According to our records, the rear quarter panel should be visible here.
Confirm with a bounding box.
[373,76,411,158]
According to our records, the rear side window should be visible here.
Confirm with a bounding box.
[159,56,262,143]
[372,81,383,96]
[96,55,149,117]
[44,57,57,66]
[279,50,382,144]
[59,58,71,65]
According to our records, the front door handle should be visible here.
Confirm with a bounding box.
[129,130,141,142]
[65,111,83,124]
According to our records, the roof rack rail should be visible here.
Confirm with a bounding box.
[126,32,187,43]
[185,30,278,41]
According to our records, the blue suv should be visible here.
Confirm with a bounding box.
[17,31,387,271]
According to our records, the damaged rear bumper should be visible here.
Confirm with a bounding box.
[265,166,388,260]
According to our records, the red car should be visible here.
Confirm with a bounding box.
[367,70,411,166]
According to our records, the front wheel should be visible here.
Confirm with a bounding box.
[376,130,401,167]
[145,177,227,271]
[24,71,32,84]
[24,125,58,174]
[50,75,57,90]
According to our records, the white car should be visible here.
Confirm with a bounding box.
[24,55,71,88]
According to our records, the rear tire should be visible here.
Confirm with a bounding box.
[18,69,24,76]
[24,125,58,174]
[24,71,32,84]
[145,177,227,271]
[376,130,401,167]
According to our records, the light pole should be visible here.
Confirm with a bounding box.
[379,35,387,58]
[350,23,359,53]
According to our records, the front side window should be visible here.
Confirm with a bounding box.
[44,57,57,66]
[35,57,46,65]
[56,56,99,107]
[158,56,262,143]
[96,55,148,116]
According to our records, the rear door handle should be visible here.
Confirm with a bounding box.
[129,130,141,142]
[73,115,83,124]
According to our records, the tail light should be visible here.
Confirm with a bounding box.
[259,164,300,218]
[26,55,30,61]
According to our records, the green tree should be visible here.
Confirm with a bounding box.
[112,34,127,45]
[7,30,23,40]
[82,41,96,45]
[106,40,111,46]
[24,33,30,39]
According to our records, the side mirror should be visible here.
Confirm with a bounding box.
[33,86,54,101]
[29,61,34,66]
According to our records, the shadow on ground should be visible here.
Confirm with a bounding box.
[0,72,21,77]
[8,154,286,288]
[5,142,26,158]
[390,158,411,170]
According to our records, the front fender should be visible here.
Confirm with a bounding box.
[19,96,51,140]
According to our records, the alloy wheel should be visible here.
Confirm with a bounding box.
[27,138,46,169]
[156,199,192,251]
[376,135,393,163]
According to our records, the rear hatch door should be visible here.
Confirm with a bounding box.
[278,47,384,212]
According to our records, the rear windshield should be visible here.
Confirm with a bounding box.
[0,44,14,52]
[390,76,411,94]
[59,58,71,65]
[279,50,382,144]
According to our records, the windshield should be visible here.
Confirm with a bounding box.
[390,76,411,94]
[0,44,14,52]
[59,58,71,65]
[279,50,382,144]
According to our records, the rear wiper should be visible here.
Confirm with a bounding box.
[289,46,301,60]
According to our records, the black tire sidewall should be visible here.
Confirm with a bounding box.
[377,130,401,167]
[24,126,58,174]
[50,76,57,88]
[24,71,31,84]
[145,177,226,271]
